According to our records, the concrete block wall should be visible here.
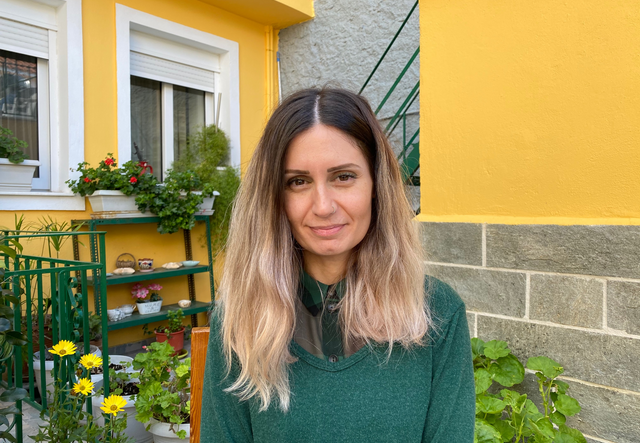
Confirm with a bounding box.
[423,222,640,443]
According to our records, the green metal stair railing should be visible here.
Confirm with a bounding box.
[0,230,110,443]
[360,0,421,191]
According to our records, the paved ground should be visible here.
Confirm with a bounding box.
[8,339,192,442]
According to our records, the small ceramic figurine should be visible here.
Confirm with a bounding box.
[113,267,135,275]
[178,299,191,308]
[138,258,154,272]
[162,262,183,269]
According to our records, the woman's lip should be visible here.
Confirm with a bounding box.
[309,225,344,237]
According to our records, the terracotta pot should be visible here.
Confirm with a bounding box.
[155,327,185,353]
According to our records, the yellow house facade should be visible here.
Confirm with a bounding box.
[0,0,312,346]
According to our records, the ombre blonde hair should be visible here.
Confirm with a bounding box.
[218,87,431,411]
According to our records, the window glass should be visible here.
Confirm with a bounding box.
[130,75,162,178]
[0,49,38,163]
[173,85,205,164]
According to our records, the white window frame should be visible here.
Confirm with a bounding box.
[115,4,241,173]
[0,0,85,211]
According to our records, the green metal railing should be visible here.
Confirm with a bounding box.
[0,230,110,442]
[360,0,421,190]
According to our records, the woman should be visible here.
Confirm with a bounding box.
[201,88,475,442]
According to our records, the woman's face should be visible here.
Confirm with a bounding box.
[283,124,374,269]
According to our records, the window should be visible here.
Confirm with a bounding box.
[116,5,241,177]
[0,0,85,211]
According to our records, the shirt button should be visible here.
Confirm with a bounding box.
[327,304,336,312]
[328,354,339,363]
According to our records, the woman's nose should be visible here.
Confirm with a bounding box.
[312,184,335,217]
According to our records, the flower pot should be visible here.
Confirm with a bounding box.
[155,328,185,353]
[89,354,134,385]
[137,300,163,315]
[147,418,190,442]
[92,387,153,443]
[88,190,154,219]
[0,158,40,191]
[195,191,219,216]
[33,345,102,402]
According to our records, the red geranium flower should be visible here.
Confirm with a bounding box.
[129,176,138,184]
[104,158,114,166]
[83,177,91,183]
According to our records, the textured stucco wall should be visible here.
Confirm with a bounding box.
[278,0,419,121]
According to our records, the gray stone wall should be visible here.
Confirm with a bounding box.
[423,222,640,443]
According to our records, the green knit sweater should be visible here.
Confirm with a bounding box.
[201,277,475,442]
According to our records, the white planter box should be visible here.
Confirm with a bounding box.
[0,158,40,192]
[137,300,163,315]
[195,191,220,216]
[88,190,152,219]
[92,388,153,443]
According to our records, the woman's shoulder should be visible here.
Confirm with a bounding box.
[423,275,466,321]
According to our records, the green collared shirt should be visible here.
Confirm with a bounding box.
[294,271,357,362]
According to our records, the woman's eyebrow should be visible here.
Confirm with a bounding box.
[284,169,309,174]
[327,163,361,173]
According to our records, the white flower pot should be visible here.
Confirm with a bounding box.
[195,191,219,216]
[0,158,40,191]
[89,354,134,385]
[92,389,153,443]
[147,419,190,442]
[33,345,102,402]
[88,190,152,218]
[137,300,163,315]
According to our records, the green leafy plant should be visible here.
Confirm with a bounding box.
[134,169,215,234]
[143,308,185,338]
[172,124,240,253]
[473,338,585,443]
[0,126,28,164]
[133,341,191,439]
[65,154,158,197]
[31,341,134,443]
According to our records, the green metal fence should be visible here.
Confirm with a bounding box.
[0,230,110,442]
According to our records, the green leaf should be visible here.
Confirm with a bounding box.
[475,368,493,394]
[527,356,564,379]
[492,420,515,442]
[0,246,16,259]
[557,425,587,443]
[175,363,190,378]
[483,340,511,360]
[488,354,525,387]
[474,418,503,443]
[4,331,28,346]
[476,396,507,415]
[551,410,567,426]
[0,415,9,427]
[0,387,27,402]
[0,306,13,319]
[555,393,581,416]
[527,417,555,442]
[555,380,570,394]
[471,338,485,361]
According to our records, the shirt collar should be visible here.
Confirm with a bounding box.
[299,270,345,316]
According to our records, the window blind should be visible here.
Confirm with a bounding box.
[0,16,48,59]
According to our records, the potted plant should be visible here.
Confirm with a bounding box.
[31,340,133,443]
[145,308,186,353]
[65,154,158,217]
[133,341,191,441]
[92,360,153,443]
[0,126,40,191]
[132,283,163,315]
[134,169,217,234]
[172,124,240,253]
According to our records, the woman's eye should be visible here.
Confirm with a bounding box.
[336,173,356,182]
[288,178,307,187]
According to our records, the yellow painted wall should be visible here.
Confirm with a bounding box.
[0,0,288,346]
[419,0,640,225]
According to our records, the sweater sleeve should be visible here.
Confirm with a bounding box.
[422,283,476,442]
[200,316,254,443]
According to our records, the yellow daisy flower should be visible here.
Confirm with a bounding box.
[79,353,103,370]
[49,340,77,357]
[72,378,94,395]
[100,394,127,416]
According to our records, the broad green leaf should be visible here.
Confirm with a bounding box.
[483,340,511,360]
[0,387,27,402]
[527,356,564,379]
[476,396,506,415]
[557,425,587,443]
[488,354,525,387]
[551,410,567,425]
[475,368,493,394]
[492,420,515,442]
[2,295,19,305]
[555,380,570,394]
[4,331,28,346]
[175,363,189,378]
[0,431,16,443]
[0,306,13,319]
[474,418,502,443]
[527,417,555,442]
[0,246,16,259]
[555,393,581,416]
[471,338,485,361]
